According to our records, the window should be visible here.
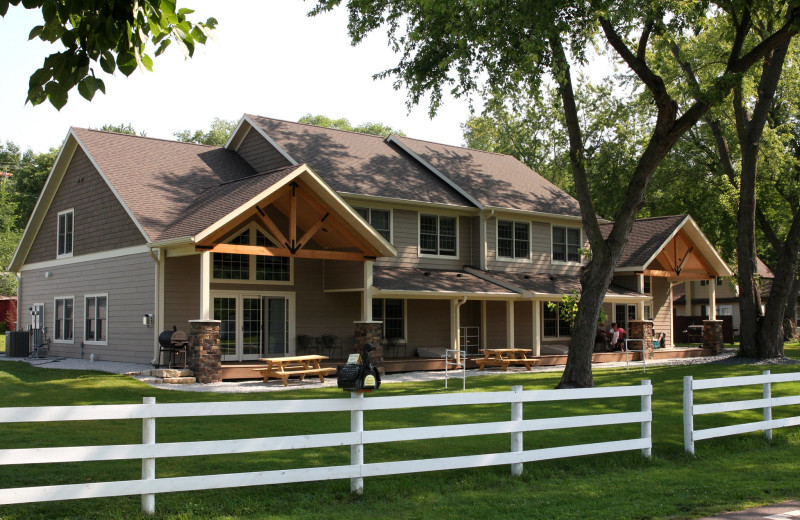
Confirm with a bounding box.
[57,209,74,257]
[212,225,290,282]
[355,207,391,242]
[644,304,652,320]
[497,220,530,259]
[85,295,107,343]
[552,225,581,263]
[643,276,652,294]
[372,298,404,339]
[615,303,637,331]
[543,302,571,338]
[419,214,457,256]
[54,297,74,342]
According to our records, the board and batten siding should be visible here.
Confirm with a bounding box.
[19,252,155,363]
[375,210,477,270]
[235,128,293,173]
[26,147,146,265]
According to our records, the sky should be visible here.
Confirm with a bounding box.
[0,2,479,154]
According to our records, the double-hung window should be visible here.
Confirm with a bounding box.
[552,225,581,263]
[355,207,391,242]
[372,298,405,339]
[85,295,108,343]
[54,297,74,342]
[497,220,530,259]
[57,209,74,258]
[420,214,457,256]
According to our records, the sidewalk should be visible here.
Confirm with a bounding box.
[697,500,800,520]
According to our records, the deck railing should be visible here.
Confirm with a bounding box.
[0,382,652,514]
[683,370,800,454]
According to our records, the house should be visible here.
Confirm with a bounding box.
[8,115,734,368]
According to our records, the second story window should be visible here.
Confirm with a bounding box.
[420,214,457,256]
[552,225,581,263]
[497,220,530,259]
[355,207,391,242]
[57,209,74,258]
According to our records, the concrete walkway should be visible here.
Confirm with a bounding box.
[697,500,800,520]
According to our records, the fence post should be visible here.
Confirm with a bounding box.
[510,385,523,476]
[683,376,694,455]
[141,397,156,515]
[641,380,652,459]
[350,392,364,494]
[763,369,772,443]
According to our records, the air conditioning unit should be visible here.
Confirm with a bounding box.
[5,331,30,357]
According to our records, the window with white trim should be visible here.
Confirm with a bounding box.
[57,209,74,258]
[419,214,457,256]
[54,297,73,342]
[355,207,391,242]
[212,225,291,282]
[372,298,405,339]
[552,225,581,263]
[497,220,530,259]
[543,303,571,338]
[85,295,107,343]
[615,303,637,331]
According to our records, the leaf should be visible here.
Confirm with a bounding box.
[116,50,137,76]
[99,51,115,74]
[26,86,47,106]
[28,25,44,40]
[77,76,96,101]
[95,78,105,94]
[44,80,68,110]
[0,1,9,17]
[140,53,153,72]
[41,0,56,24]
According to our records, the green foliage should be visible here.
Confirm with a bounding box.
[95,123,145,136]
[0,178,20,294]
[547,291,607,327]
[1,0,217,110]
[4,144,56,229]
[174,117,237,147]
[298,113,405,136]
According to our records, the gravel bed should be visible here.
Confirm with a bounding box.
[7,349,798,394]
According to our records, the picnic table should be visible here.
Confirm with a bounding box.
[475,348,536,371]
[253,355,333,386]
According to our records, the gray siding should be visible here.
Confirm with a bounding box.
[324,260,364,290]
[26,147,146,265]
[487,217,583,275]
[406,299,451,352]
[236,128,292,173]
[164,255,201,332]
[514,301,533,347]
[19,252,155,363]
[484,300,509,347]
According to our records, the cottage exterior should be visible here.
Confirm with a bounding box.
[9,115,733,365]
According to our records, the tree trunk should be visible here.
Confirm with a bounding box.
[784,276,800,341]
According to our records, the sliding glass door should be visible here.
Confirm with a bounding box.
[213,292,293,362]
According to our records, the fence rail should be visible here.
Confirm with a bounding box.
[683,370,800,454]
[0,382,652,514]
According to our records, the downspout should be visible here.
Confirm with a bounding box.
[149,248,161,366]
[15,272,21,331]
[453,296,468,351]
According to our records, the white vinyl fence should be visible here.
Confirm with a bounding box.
[0,383,652,514]
[683,370,800,454]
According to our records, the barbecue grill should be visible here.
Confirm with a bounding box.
[158,327,189,369]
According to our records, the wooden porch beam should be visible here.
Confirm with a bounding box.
[289,182,298,251]
[297,212,330,251]
[254,211,290,250]
[296,188,380,256]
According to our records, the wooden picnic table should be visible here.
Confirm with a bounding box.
[253,355,333,386]
[475,348,536,371]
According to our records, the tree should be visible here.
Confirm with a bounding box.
[174,118,237,147]
[95,123,145,136]
[312,0,799,387]
[0,177,21,295]
[298,114,405,136]
[11,147,57,229]
[1,0,217,109]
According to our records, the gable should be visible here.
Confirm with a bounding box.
[233,126,293,173]
[22,146,147,266]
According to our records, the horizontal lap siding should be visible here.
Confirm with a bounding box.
[487,218,582,275]
[324,260,364,291]
[652,277,672,348]
[26,148,146,265]
[19,252,155,363]
[164,255,200,332]
[484,300,508,347]
[236,128,292,173]
[406,299,450,353]
[376,210,473,270]
[514,301,533,347]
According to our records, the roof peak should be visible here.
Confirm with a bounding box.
[246,114,391,141]
[73,127,220,149]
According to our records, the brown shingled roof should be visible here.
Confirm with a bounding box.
[393,136,582,216]
[476,271,641,297]
[373,267,516,295]
[245,115,474,208]
[72,128,259,241]
[599,215,687,269]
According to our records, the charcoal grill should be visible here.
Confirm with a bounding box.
[158,327,189,369]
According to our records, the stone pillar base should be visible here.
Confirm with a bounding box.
[187,320,222,383]
[629,320,654,359]
[354,321,384,376]
[703,320,724,354]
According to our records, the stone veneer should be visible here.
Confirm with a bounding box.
[187,320,222,384]
[354,321,384,376]
[628,320,654,359]
[703,320,724,354]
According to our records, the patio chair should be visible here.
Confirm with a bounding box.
[653,332,666,349]
[384,337,407,358]
[319,334,342,359]
[297,334,318,354]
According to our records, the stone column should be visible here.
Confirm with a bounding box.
[628,320,654,359]
[354,321,384,375]
[187,320,222,383]
[703,320,724,354]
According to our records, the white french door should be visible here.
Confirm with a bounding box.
[212,292,294,362]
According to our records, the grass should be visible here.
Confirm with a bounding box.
[0,343,799,519]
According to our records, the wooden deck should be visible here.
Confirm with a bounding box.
[220,347,712,380]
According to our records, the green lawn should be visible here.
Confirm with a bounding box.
[0,343,799,520]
